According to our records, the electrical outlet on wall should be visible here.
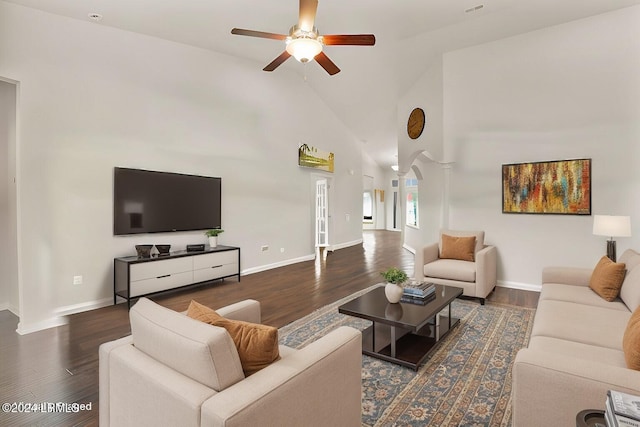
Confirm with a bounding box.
[73,275,83,285]
[261,245,269,252]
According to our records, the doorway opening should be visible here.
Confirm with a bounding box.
[0,78,20,323]
[315,178,328,248]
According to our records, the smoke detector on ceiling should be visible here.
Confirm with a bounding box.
[88,13,103,22]
[465,4,484,13]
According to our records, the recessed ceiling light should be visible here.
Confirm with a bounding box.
[88,13,103,22]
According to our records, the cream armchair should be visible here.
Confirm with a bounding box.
[99,298,362,427]
[418,229,497,304]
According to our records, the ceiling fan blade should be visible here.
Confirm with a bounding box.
[263,51,292,72]
[298,0,318,32]
[315,51,340,75]
[321,34,376,46]
[231,28,287,41]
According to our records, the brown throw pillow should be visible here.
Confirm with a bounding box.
[440,234,476,262]
[589,256,626,302]
[187,300,280,376]
[623,306,640,370]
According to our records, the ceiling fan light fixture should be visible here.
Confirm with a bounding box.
[286,37,322,63]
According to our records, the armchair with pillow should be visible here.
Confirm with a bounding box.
[418,229,497,304]
[99,297,362,427]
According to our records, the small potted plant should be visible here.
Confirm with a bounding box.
[381,267,408,303]
[205,229,224,248]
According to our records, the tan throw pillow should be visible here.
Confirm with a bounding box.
[623,306,640,370]
[440,234,476,262]
[187,300,280,376]
[589,256,626,302]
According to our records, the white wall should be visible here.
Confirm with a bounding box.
[443,6,640,289]
[397,57,445,257]
[0,80,19,314]
[0,2,369,332]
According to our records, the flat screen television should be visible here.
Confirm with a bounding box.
[113,167,221,235]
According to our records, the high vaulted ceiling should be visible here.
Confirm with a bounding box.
[5,0,640,169]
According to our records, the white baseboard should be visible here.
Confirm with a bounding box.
[0,302,19,315]
[16,316,68,335]
[16,297,113,335]
[242,254,316,276]
[329,238,363,252]
[403,243,416,254]
[242,239,364,276]
[54,297,113,317]
[497,280,541,292]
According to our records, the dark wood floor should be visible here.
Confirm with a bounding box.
[0,230,539,426]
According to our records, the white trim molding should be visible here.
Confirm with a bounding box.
[497,280,541,293]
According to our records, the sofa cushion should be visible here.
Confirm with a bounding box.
[424,259,476,283]
[623,306,640,370]
[540,283,630,312]
[187,300,280,376]
[621,262,640,312]
[589,256,626,302]
[528,335,627,368]
[440,234,476,262]
[620,249,640,272]
[129,298,244,392]
[531,300,630,350]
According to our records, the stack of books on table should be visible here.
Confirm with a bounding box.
[605,390,640,427]
[400,281,436,305]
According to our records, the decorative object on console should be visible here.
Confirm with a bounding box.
[381,267,408,303]
[155,244,171,255]
[205,229,224,248]
[502,158,591,215]
[593,215,631,262]
[135,244,153,258]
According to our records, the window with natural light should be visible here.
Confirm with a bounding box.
[363,191,373,222]
[406,179,418,227]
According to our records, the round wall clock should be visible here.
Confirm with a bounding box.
[407,107,425,140]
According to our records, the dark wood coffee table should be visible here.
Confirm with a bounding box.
[338,284,463,370]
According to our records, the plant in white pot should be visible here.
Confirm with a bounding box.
[381,267,408,303]
[205,229,224,248]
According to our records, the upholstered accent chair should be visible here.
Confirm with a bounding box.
[419,229,497,304]
[99,298,362,427]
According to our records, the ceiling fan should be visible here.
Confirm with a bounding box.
[231,0,375,76]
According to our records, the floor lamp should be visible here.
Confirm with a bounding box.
[593,215,631,262]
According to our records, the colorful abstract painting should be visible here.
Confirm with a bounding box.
[502,159,591,215]
[298,144,334,173]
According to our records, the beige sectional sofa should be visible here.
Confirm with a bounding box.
[99,298,362,427]
[513,249,640,427]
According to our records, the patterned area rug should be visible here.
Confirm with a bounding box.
[278,285,535,427]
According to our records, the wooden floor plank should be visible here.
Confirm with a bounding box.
[0,230,538,425]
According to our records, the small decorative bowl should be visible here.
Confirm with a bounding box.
[135,244,153,258]
[155,244,171,255]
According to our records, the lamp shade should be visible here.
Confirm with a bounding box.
[286,38,322,63]
[593,215,631,238]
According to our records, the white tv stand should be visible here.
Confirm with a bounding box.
[113,245,240,307]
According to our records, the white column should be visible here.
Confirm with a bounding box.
[397,171,407,246]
